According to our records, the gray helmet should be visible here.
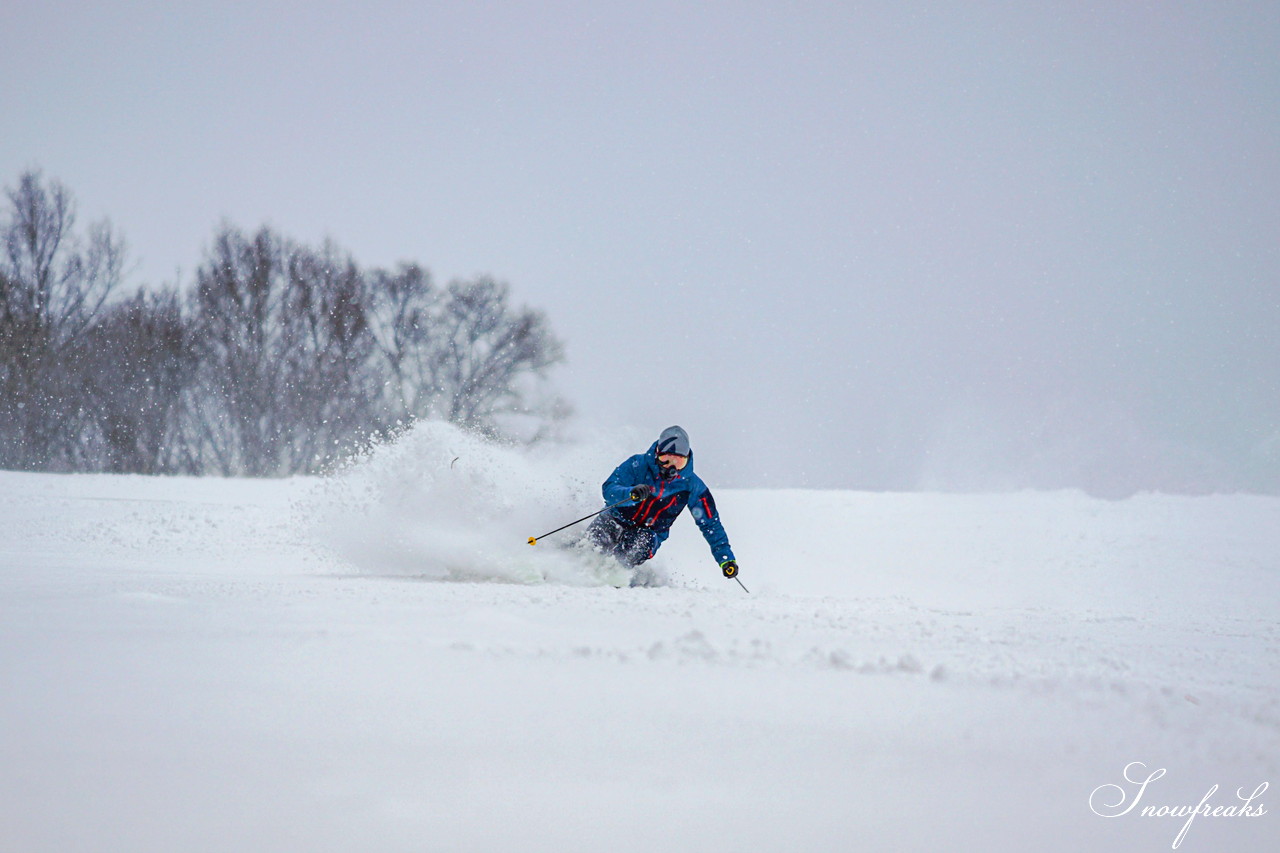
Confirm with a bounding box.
[656,425,690,457]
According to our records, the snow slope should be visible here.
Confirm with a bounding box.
[1,424,1277,852]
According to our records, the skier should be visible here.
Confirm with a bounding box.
[585,425,739,585]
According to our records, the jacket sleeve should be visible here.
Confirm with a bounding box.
[602,455,646,505]
[689,482,735,564]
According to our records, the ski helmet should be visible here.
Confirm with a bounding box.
[656,425,690,457]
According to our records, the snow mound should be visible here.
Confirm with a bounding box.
[309,421,647,585]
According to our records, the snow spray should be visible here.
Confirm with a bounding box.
[309,421,642,585]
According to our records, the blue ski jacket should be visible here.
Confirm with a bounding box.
[600,441,735,565]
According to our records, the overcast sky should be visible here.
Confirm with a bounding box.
[3,1,1277,494]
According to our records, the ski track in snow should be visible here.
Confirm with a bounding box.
[1,424,1278,851]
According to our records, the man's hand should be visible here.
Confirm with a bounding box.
[629,484,652,501]
[720,560,739,579]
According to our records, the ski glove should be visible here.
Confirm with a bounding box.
[629,484,653,501]
[720,560,739,579]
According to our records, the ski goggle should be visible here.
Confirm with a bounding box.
[657,453,688,471]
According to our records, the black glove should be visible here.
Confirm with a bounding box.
[720,560,739,579]
[629,484,652,501]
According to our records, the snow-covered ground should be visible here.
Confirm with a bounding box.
[1,424,1277,852]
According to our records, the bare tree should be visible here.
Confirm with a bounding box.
[188,225,384,475]
[365,271,568,441]
[82,288,195,473]
[1,175,572,476]
[282,239,379,469]
[187,224,292,474]
[365,262,436,424]
[0,170,124,469]
[426,276,566,440]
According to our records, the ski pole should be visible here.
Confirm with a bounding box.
[527,497,633,546]
[732,576,750,594]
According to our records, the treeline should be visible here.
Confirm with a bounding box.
[0,171,567,476]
